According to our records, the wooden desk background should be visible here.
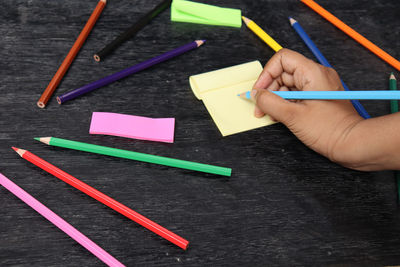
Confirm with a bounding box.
[1,0,399,266]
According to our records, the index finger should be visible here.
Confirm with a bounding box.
[253,49,316,90]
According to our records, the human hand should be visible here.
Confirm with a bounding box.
[252,48,365,168]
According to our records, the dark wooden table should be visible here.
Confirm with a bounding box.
[1,0,400,266]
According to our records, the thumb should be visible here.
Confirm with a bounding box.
[254,89,300,124]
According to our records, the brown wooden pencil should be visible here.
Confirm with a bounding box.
[37,0,106,108]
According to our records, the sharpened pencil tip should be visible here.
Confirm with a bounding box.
[195,40,206,47]
[11,147,26,157]
[390,72,396,80]
[241,16,251,25]
[289,17,297,26]
[35,137,51,145]
[238,91,253,100]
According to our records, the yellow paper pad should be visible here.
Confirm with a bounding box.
[189,61,276,136]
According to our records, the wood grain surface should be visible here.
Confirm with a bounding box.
[1,0,400,266]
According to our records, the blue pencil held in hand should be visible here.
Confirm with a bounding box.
[238,90,400,100]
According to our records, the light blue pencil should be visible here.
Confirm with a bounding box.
[239,90,400,100]
[289,17,371,119]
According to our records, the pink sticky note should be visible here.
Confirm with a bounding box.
[89,112,175,143]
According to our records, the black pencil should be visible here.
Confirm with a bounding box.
[93,0,172,61]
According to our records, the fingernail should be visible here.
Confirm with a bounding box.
[254,109,264,118]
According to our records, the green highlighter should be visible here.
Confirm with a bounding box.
[171,0,242,28]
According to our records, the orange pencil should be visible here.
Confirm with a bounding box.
[37,0,106,108]
[301,0,400,71]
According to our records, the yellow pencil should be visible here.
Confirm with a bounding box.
[242,16,283,52]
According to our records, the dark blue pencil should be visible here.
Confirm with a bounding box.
[289,17,370,119]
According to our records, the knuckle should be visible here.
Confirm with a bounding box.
[323,66,343,90]
[276,48,289,55]
[275,48,290,60]
[327,66,340,79]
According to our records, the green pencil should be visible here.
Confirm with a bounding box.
[34,137,232,177]
[389,73,400,203]
[390,73,398,112]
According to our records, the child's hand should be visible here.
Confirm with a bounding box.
[252,49,365,168]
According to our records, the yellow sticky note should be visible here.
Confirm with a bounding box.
[189,61,276,136]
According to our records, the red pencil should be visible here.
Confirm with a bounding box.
[12,147,189,250]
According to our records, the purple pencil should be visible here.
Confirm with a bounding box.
[57,40,205,104]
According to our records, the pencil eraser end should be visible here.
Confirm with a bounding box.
[93,54,101,62]
[37,101,45,109]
